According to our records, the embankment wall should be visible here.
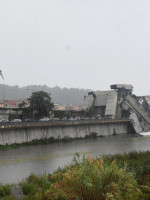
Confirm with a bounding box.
[0,120,131,145]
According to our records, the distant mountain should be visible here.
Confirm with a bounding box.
[0,84,91,105]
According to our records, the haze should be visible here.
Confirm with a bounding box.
[0,0,150,95]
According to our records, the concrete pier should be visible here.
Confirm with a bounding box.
[0,119,131,145]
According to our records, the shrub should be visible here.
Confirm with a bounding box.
[1,196,17,200]
[21,182,38,195]
[43,154,141,200]
[21,173,51,199]
[0,184,11,197]
[27,173,40,184]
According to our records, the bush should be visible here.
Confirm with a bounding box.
[21,182,37,195]
[21,173,51,199]
[27,173,40,184]
[43,154,141,200]
[0,184,11,197]
[1,196,17,200]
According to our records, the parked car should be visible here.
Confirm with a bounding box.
[84,118,90,120]
[61,117,68,121]
[0,119,9,123]
[69,118,74,121]
[53,118,59,121]
[39,117,50,122]
[10,119,22,123]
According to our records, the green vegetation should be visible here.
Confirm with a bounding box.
[43,154,140,200]
[0,136,74,151]
[0,184,11,198]
[54,110,69,119]
[3,151,150,199]
[28,91,54,119]
[0,134,100,151]
[16,90,54,120]
[0,196,17,200]
[0,85,89,105]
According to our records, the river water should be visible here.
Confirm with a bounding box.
[1,134,150,184]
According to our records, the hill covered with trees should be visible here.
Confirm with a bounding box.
[0,84,91,105]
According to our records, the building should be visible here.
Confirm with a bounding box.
[0,100,29,108]
[54,104,83,111]
[84,90,118,119]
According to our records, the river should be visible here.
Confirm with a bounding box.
[0,134,150,184]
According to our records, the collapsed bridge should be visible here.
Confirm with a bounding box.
[84,84,150,133]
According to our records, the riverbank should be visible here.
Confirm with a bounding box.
[1,151,150,200]
[0,132,100,151]
[0,134,145,184]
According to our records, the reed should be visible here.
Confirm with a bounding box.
[43,154,140,200]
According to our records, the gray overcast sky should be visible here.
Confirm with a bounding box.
[0,0,150,95]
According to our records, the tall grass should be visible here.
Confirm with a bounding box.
[0,184,11,197]
[0,135,98,151]
[43,153,140,200]
[3,151,150,199]
[103,151,150,200]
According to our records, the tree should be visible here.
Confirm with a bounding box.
[18,101,27,109]
[28,91,54,119]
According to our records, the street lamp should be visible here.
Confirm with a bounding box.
[26,89,34,120]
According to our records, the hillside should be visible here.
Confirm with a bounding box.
[0,84,90,105]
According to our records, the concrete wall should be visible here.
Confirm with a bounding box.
[0,121,129,145]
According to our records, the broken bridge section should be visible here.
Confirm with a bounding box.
[112,84,150,133]
[84,84,150,134]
